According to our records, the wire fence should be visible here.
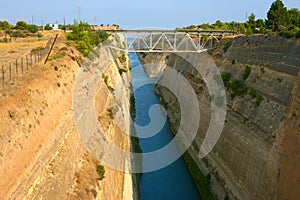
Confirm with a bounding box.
[1,37,54,88]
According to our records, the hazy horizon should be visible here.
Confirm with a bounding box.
[0,0,299,29]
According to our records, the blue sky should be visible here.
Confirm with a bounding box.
[0,0,299,28]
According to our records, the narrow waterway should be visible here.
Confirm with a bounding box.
[130,53,201,200]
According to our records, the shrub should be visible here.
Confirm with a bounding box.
[37,33,43,38]
[222,38,231,53]
[242,65,251,80]
[67,22,108,56]
[232,58,236,65]
[118,54,127,63]
[248,87,257,98]
[256,93,263,106]
[245,26,253,36]
[221,72,231,88]
[27,24,38,33]
[94,30,109,46]
[260,67,265,74]
[96,165,105,180]
[229,79,248,97]
[130,95,136,118]
[277,77,283,83]
[49,51,66,60]
[15,21,28,30]
[118,68,128,75]
[44,24,53,30]
[102,74,109,84]
[10,30,23,37]
[279,30,297,38]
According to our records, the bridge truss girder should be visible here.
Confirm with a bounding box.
[108,30,227,53]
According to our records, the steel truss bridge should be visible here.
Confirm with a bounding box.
[105,29,235,53]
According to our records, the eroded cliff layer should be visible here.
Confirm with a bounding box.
[139,35,300,200]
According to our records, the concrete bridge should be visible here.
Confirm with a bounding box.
[105,29,236,53]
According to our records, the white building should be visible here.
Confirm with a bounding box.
[49,24,60,30]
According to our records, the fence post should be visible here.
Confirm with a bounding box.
[31,53,33,67]
[9,63,11,81]
[21,57,24,73]
[44,34,58,64]
[35,52,37,63]
[16,59,18,76]
[26,55,29,70]
[2,65,4,87]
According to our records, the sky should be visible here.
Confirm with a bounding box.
[0,0,299,29]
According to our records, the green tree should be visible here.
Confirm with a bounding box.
[44,24,53,30]
[266,0,290,31]
[0,21,11,30]
[199,23,210,29]
[15,20,28,30]
[67,21,108,56]
[245,26,253,35]
[256,19,266,33]
[288,8,300,27]
[213,20,223,29]
[27,24,38,33]
[248,13,256,29]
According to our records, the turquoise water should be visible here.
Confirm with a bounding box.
[130,53,201,200]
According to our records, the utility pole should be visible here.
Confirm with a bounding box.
[78,7,81,22]
[63,18,66,32]
[4,22,7,43]
[42,20,44,31]
[32,16,34,24]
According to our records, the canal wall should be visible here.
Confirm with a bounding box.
[0,33,136,199]
[138,35,300,199]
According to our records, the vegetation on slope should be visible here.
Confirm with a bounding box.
[66,21,108,56]
[183,152,218,200]
[181,0,300,38]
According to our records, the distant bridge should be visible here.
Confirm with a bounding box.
[105,29,236,53]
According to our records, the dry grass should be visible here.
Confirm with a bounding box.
[0,40,47,65]
[0,30,66,66]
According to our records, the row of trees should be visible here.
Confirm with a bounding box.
[183,0,300,38]
[0,21,39,33]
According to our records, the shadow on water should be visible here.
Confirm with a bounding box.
[130,52,201,200]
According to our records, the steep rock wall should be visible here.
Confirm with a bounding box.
[139,35,300,200]
[0,36,134,199]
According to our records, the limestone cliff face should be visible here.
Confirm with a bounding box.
[139,35,300,200]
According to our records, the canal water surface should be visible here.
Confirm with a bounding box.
[130,52,201,200]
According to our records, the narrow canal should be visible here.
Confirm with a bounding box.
[130,52,201,200]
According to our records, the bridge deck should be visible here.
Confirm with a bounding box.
[105,29,236,35]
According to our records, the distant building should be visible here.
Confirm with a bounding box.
[49,24,60,30]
